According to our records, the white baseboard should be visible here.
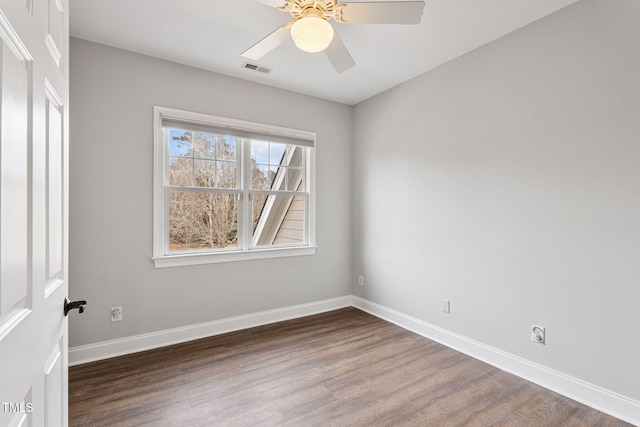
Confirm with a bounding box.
[351,296,640,426]
[68,295,352,367]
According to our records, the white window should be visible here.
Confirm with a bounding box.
[152,106,316,268]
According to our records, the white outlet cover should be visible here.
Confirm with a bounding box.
[111,307,123,322]
[441,299,450,313]
[531,325,545,344]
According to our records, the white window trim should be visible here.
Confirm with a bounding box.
[152,106,316,268]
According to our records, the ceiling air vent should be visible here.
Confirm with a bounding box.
[242,62,271,74]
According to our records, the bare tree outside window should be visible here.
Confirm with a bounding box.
[168,131,272,251]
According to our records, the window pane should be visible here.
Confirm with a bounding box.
[252,194,305,247]
[169,130,191,157]
[252,165,278,190]
[252,194,267,233]
[288,146,303,168]
[250,142,306,190]
[194,159,215,187]
[251,140,269,164]
[270,143,286,165]
[193,132,215,158]
[217,161,237,189]
[169,157,192,186]
[269,166,279,188]
[287,167,304,191]
[169,191,238,251]
[216,136,237,160]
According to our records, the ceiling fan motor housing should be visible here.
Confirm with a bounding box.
[285,0,338,21]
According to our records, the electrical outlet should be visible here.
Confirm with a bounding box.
[358,275,364,287]
[441,299,450,314]
[111,307,123,322]
[531,325,545,344]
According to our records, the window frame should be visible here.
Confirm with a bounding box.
[152,106,316,268]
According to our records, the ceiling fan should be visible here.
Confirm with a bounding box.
[242,0,426,73]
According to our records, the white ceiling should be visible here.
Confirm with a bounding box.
[69,0,580,105]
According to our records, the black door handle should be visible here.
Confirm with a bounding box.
[64,297,87,316]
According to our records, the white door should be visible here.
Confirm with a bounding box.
[0,0,70,426]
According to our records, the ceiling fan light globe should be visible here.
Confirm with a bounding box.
[291,16,334,53]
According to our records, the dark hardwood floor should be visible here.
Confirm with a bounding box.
[69,308,631,426]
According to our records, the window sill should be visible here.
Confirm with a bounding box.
[152,246,317,268]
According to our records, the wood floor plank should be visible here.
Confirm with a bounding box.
[69,308,632,427]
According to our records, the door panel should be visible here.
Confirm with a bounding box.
[45,83,64,293]
[7,388,32,427]
[0,22,30,323]
[0,0,69,425]
[44,342,63,427]
[45,0,63,67]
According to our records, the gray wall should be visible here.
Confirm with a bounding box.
[69,39,352,347]
[352,0,639,401]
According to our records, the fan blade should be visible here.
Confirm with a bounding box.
[324,32,355,73]
[335,1,425,24]
[242,23,293,60]
[255,0,287,8]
